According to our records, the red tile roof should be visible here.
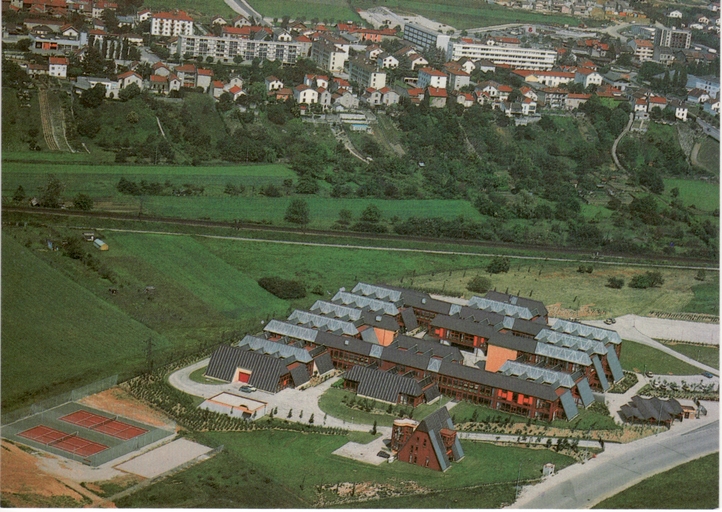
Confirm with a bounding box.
[152,10,193,21]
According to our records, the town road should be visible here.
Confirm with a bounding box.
[697,118,721,142]
[510,408,719,509]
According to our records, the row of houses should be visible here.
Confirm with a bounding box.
[205,283,626,425]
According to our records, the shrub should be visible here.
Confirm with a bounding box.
[628,271,664,289]
[467,276,492,293]
[486,256,510,274]
[257,276,306,299]
[606,277,624,289]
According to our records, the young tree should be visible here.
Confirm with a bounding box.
[486,256,511,274]
[467,275,492,293]
[73,193,94,211]
[38,174,65,208]
[12,185,26,203]
[360,204,381,223]
[284,198,310,226]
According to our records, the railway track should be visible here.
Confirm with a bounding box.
[3,206,718,270]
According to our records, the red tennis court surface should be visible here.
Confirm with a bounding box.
[18,425,108,456]
[60,410,148,440]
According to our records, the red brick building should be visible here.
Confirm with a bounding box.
[391,407,463,471]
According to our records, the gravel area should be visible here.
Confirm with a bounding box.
[115,438,213,478]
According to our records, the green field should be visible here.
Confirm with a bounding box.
[684,279,720,315]
[696,138,720,176]
[620,340,703,375]
[318,387,451,426]
[407,263,713,319]
[247,0,361,22]
[661,342,720,369]
[594,453,719,509]
[350,0,580,28]
[116,430,575,508]
[130,0,235,21]
[664,178,720,212]
[0,235,173,409]
[450,401,620,430]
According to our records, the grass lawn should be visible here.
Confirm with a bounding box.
[0,235,172,410]
[318,387,451,426]
[664,178,720,212]
[660,342,719,369]
[188,366,226,384]
[450,401,620,431]
[132,0,235,21]
[118,429,575,508]
[620,340,704,376]
[247,0,361,22]
[594,452,719,509]
[406,262,710,319]
[350,0,580,28]
[684,278,720,315]
[696,138,720,176]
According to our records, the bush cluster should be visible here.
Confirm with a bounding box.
[257,276,306,299]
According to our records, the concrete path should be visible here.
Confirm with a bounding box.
[510,401,719,509]
[584,316,719,376]
[611,112,634,172]
[458,432,602,449]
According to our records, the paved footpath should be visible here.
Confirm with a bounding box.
[510,401,720,509]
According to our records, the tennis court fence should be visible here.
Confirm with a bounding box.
[1,375,118,426]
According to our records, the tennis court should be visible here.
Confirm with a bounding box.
[60,410,148,440]
[18,425,108,457]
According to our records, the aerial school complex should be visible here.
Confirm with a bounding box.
[207,283,625,423]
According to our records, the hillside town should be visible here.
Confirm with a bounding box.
[3,0,719,130]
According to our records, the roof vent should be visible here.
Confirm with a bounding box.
[344,339,349,345]
[375,315,382,322]
[421,298,427,304]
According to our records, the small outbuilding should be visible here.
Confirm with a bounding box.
[93,239,109,250]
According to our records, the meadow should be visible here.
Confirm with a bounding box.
[406,262,716,318]
[116,430,575,507]
[247,0,361,22]
[1,235,173,410]
[696,138,720,176]
[349,0,580,28]
[619,340,704,375]
[663,178,720,213]
[660,342,719,369]
[594,452,718,509]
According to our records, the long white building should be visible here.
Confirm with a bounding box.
[151,11,194,37]
[446,40,556,70]
[177,34,308,64]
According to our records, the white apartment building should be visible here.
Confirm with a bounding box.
[151,11,194,37]
[629,39,654,62]
[310,38,348,73]
[177,34,304,64]
[417,67,447,89]
[447,40,556,70]
[48,56,68,78]
[348,57,387,89]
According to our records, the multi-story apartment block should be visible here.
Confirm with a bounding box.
[310,38,348,72]
[403,23,450,51]
[629,39,654,61]
[654,26,691,49]
[177,34,305,64]
[347,57,386,89]
[417,67,447,89]
[447,40,556,70]
[151,10,194,37]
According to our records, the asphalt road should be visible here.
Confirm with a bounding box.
[511,413,719,508]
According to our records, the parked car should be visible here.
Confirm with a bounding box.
[701,371,714,379]
[239,385,256,392]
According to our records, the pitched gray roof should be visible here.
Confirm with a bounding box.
[352,282,403,302]
[550,319,622,345]
[620,396,682,422]
[314,352,335,375]
[290,364,310,387]
[344,365,422,403]
[468,296,535,320]
[484,291,548,317]
[264,319,318,342]
[535,329,607,356]
[400,308,418,330]
[535,342,592,366]
[237,335,313,363]
[206,344,289,392]
[438,361,560,401]
[361,310,401,331]
[486,332,538,353]
[391,335,463,361]
[416,407,464,469]
[332,291,400,315]
[313,331,376,357]
[430,314,498,339]
[310,300,363,321]
[288,310,359,336]
[501,317,547,336]
[499,361,576,388]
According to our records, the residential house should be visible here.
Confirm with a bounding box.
[575,67,603,88]
[196,68,213,92]
[446,68,471,91]
[454,91,476,108]
[265,75,284,92]
[688,87,710,103]
[391,408,464,472]
[365,44,383,60]
[379,86,400,106]
[538,87,568,108]
[417,67,447,89]
[426,87,447,108]
[293,84,318,104]
[565,93,591,110]
[117,70,143,90]
[407,53,428,70]
[377,52,399,69]
[668,99,688,121]
[48,55,68,78]
[361,87,382,106]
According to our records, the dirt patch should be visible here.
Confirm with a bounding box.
[457,421,660,444]
[318,480,428,506]
[0,440,93,507]
[547,302,608,319]
[78,386,176,430]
